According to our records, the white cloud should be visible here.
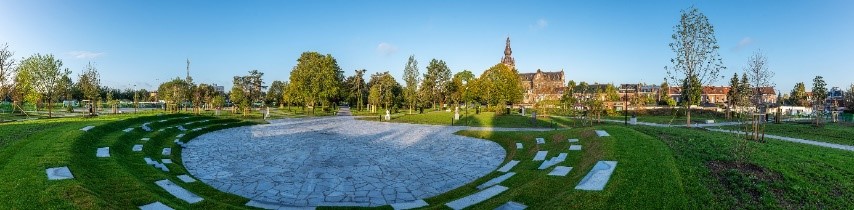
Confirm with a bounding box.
[530,18,548,30]
[733,37,753,52]
[67,51,105,59]
[376,42,398,56]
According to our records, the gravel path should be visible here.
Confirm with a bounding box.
[182,109,510,207]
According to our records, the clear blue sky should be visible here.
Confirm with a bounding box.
[1,0,852,94]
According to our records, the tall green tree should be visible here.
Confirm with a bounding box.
[561,80,577,113]
[665,6,726,127]
[268,80,285,107]
[421,59,451,110]
[17,54,70,117]
[366,72,400,111]
[346,69,367,111]
[659,80,670,105]
[77,62,101,106]
[450,70,475,109]
[0,43,15,100]
[811,76,827,125]
[789,82,808,107]
[402,55,420,114]
[289,52,343,113]
[844,83,854,112]
[157,77,191,113]
[679,75,702,107]
[478,63,523,114]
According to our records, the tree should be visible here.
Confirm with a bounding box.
[789,82,808,107]
[562,80,577,111]
[268,80,285,107]
[229,83,246,116]
[726,73,740,118]
[211,95,225,111]
[402,55,420,114]
[346,69,367,111]
[680,75,702,107]
[421,59,451,110]
[17,54,70,117]
[366,72,400,111]
[665,6,725,127]
[478,63,523,114]
[78,62,101,112]
[744,50,774,108]
[157,77,191,113]
[659,80,670,105]
[844,83,854,112]
[811,76,827,126]
[289,52,344,114]
[0,43,15,101]
[450,70,474,108]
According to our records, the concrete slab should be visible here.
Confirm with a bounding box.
[495,201,527,210]
[141,138,150,141]
[46,166,74,180]
[476,172,515,190]
[245,200,318,210]
[555,153,568,162]
[533,151,547,161]
[497,160,520,173]
[154,179,204,204]
[390,199,428,210]
[575,161,618,191]
[133,144,143,152]
[177,125,187,131]
[595,130,610,137]
[568,139,579,143]
[144,157,155,165]
[162,159,173,164]
[548,166,572,176]
[96,147,110,158]
[515,142,523,149]
[445,185,509,210]
[192,128,202,131]
[80,126,95,131]
[535,138,545,144]
[177,175,196,183]
[139,202,174,210]
[123,128,134,132]
[162,148,171,156]
[176,134,185,138]
[569,145,582,151]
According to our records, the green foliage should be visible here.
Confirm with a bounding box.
[420,59,452,109]
[845,83,854,111]
[450,70,475,106]
[289,52,344,110]
[402,55,420,112]
[0,43,14,100]
[77,62,101,101]
[477,63,523,113]
[267,80,285,106]
[366,71,401,110]
[811,76,827,105]
[345,69,367,111]
[789,82,808,106]
[157,77,191,112]
[16,54,70,117]
[680,75,702,106]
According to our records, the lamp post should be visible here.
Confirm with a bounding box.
[624,86,628,125]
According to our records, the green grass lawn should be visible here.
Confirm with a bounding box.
[714,122,854,146]
[603,115,737,125]
[362,110,576,128]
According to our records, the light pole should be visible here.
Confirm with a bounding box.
[624,86,628,125]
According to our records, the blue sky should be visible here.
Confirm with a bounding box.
[1,0,852,94]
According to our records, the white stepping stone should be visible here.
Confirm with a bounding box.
[497,160,520,172]
[141,138,150,141]
[79,126,95,131]
[139,201,174,210]
[158,128,165,132]
[476,172,515,190]
[595,130,610,137]
[177,175,197,183]
[575,161,618,191]
[569,145,582,151]
[46,166,74,180]
[539,153,568,170]
[555,153,568,162]
[391,199,428,210]
[96,147,110,158]
[445,185,509,210]
[548,166,573,176]
[533,151,548,161]
[535,138,545,144]
[177,125,187,131]
[162,148,171,156]
[154,179,204,204]
[176,134,184,138]
[144,157,155,165]
[123,128,134,132]
[192,128,202,131]
[159,120,168,122]
[162,159,173,164]
[568,138,579,143]
[156,163,170,172]
[495,201,528,210]
[515,142,523,149]
[133,144,143,152]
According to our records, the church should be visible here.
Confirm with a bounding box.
[500,37,566,106]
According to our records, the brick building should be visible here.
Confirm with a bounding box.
[501,37,566,105]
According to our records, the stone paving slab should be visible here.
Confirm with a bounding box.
[533,151,547,161]
[80,126,95,131]
[183,117,505,207]
[176,134,185,138]
[445,185,509,210]
[575,161,618,191]
[123,128,134,132]
[476,172,515,190]
[141,138,150,141]
[139,201,174,210]
[246,200,317,210]
[568,138,579,143]
[548,166,573,176]
[162,159,173,164]
[535,138,545,144]
[495,201,527,210]
[515,142,523,149]
[497,160,520,172]
[177,175,196,183]
[46,166,74,180]
[177,125,187,131]
[162,148,171,156]
[96,147,110,158]
[390,199,428,210]
[595,130,609,137]
[133,145,143,152]
[569,145,582,151]
[155,179,203,203]
[555,153,567,162]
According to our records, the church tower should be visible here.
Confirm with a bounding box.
[501,36,515,70]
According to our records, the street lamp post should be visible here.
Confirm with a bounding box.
[624,86,628,125]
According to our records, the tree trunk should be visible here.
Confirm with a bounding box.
[686,107,692,127]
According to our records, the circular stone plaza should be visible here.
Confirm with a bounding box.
[182,110,508,207]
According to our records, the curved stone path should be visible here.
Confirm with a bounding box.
[182,108,546,207]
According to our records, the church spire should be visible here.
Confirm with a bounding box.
[501,36,515,70]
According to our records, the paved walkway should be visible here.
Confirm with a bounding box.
[595,118,853,152]
[182,112,508,207]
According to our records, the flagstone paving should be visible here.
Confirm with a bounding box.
[182,115,508,207]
